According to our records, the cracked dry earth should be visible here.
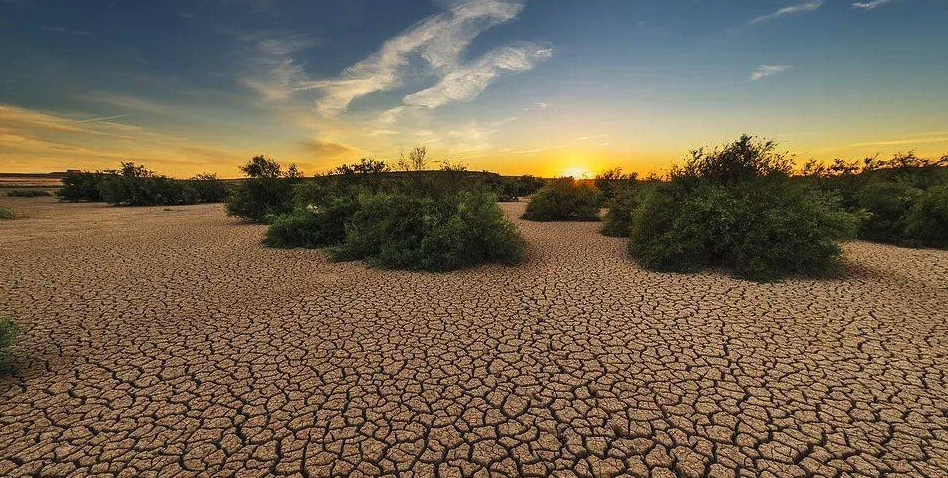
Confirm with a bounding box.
[1,197,948,478]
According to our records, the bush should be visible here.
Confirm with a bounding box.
[332,190,524,271]
[628,135,861,281]
[264,193,359,249]
[0,206,15,220]
[601,183,651,237]
[7,190,52,197]
[225,156,302,222]
[99,162,200,206]
[188,174,230,203]
[904,184,948,248]
[58,171,112,201]
[0,317,19,373]
[802,152,948,248]
[522,177,600,221]
[594,168,637,205]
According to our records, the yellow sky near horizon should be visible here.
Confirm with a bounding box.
[2,103,947,179]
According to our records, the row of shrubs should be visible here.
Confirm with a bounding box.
[58,163,230,206]
[226,157,527,271]
[6,190,53,197]
[800,153,948,248]
[525,136,945,281]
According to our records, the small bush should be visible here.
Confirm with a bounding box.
[0,317,19,373]
[332,190,524,271]
[628,135,861,281]
[522,177,600,221]
[0,206,15,220]
[225,156,302,223]
[7,190,52,197]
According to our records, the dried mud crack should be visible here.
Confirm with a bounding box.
[1,198,947,477]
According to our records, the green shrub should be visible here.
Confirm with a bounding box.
[522,177,600,221]
[601,183,652,237]
[904,184,948,248]
[628,135,861,281]
[225,156,301,223]
[58,170,112,201]
[99,163,200,206]
[7,190,52,197]
[332,190,524,271]
[594,168,637,206]
[188,173,230,203]
[264,194,359,249]
[0,317,19,373]
[802,152,948,248]
[0,206,15,220]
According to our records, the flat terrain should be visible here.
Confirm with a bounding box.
[1,197,947,478]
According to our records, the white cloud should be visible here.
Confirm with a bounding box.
[750,64,790,81]
[750,1,823,24]
[301,0,529,115]
[852,0,901,10]
[403,42,553,108]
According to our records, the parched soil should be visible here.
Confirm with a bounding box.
[1,198,947,478]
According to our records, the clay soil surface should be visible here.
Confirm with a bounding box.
[1,197,947,478]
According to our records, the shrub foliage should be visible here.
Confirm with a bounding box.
[628,135,862,281]
[225,156,302,223]
[0,206,15,220]
[522,177,600,221]
[262,158,526,271]
[802,152,948,248]
[57,164,229,206]
[7,190,53,197]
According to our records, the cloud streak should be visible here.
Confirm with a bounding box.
[750,64,790,80]
[403,42,553,108]
[852,0,901,10]
[301,0,531,115]
[750,1,823,24]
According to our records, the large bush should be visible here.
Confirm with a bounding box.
[522,177,600,221]
[58,170,112,201]
[803,153,948,248]
[225,156,302,223]
[904,184,948,248]
[264,191,359,249]
[332,190,524,271]
[628,136,862,281]
[601,182,652,237]
[0,317,19,373]
[594,167,637,206]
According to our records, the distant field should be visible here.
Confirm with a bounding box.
[0,173,64,189]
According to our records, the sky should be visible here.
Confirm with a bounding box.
[1,0,947,178]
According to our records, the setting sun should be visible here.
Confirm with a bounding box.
[560,167,592,179]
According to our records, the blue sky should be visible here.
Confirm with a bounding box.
[1,0,946,176]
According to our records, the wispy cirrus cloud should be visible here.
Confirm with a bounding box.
[750,64,790,80]
[750,1,823,24]
[403,42,553,108]
[302,0,534,115]
[852,0,902,10]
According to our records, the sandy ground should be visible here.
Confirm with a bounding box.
[1,197,947,478]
